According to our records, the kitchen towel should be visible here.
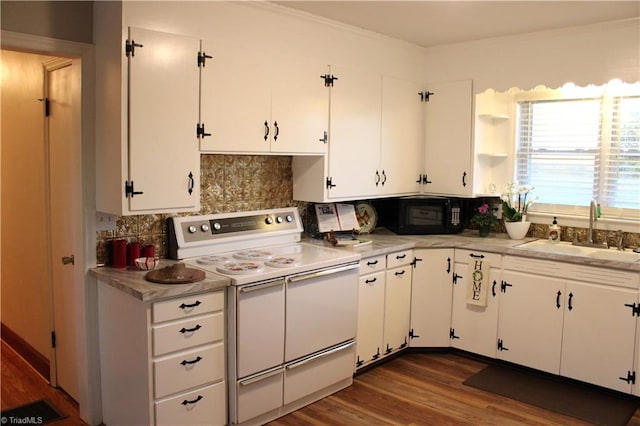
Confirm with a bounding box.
[467,260,490,307]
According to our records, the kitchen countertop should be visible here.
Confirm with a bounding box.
[311,229,640,273]
[90,259,230,302]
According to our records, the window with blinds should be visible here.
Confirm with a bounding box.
[515,89,640,214]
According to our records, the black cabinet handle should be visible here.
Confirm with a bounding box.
[273,121,279,141]
[556,291,562,309]
[179,324,202,334]
[469,253,485,259]
[179,300,202,310]
[381,170,387,186]
[181,395,203,406]
[375,170,381,186]
[180,356,203,366]
[263,121,269,141]
[365,278,377,284]
[492,280,497,297]
[367,260,378,266]
[188,172,194,195]
[568,292,574,311]
[462,171,467,187]
[395,270,405,276]
[446,257,451,274]
[396,254,407,260]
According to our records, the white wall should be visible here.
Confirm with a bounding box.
[0,49,53,359]
[422,18,639,93]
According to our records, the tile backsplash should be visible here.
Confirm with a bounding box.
[97,155,639,265]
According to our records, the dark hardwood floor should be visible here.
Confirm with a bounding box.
[3,339,640,425]
[1,340,84,425]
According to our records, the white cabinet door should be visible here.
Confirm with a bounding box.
[383,264,412,354]
[451,256,501,358]
[128,27,200,212]
[423,79,473,197]
[326,65,382,198]
[409,248,454,347]
[269,56,329,154]
[356,271,385,368]
[199,40,270,153]
[561,281,637,393]
[379,75,423,196]
[498,270,565,374]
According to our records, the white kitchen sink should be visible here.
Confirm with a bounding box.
[515,240,640,262]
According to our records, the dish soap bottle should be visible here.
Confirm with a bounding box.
[548,217,560,242]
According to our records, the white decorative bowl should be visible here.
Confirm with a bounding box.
[135,257,159,270]
[505,221,531,240]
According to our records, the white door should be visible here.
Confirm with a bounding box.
[498,270,565,374]
[423,79,473,196]
[356,271,385,366]
[383,265,412,353]
[47,60,80,400]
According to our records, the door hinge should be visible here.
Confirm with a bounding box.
[196,123,211,139]
[319,130,328,144]
[125,39,143,57]
[51,331,56,348]
[418,174,432,185]
[372,347,381,360]
[501,280,513,293]
[449,328,459,340]
[356,355,364,368]
[409,328,420,339]
[410,257,423,268]
[125,180,144,198]
[326,177,336,189]
[38,98,50,117]
[418,91,434,102]
[452,272,462,285]
[197,51,213,67]
[320,74,338,87]
[399,336,408,349]
[619,370,636,384]
[385,343,393,355]
[624,303,640,317]
[497,338,509,351]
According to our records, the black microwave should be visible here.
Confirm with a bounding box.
[373,196,466,235]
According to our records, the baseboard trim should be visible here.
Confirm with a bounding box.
[1,322,50,381]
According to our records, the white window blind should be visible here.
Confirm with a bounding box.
[515,92,640,212]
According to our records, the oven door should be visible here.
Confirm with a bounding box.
[236,278,285,378]
[285,263,359,362]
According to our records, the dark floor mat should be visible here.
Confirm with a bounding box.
[464,364,638,426]
[1,399,67,424]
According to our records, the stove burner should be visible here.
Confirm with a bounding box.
[216,262,264,275]
[233,250,273,261]
[196,255,232,265]
[264,257,301,268]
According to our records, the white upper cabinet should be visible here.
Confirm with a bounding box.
[95,24,201,216]
[127,27,201,213]
[292,69,423,202]
[421,79,474,197]
[199,40,329,155]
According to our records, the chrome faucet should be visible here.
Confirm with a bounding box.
[587,200,597,244]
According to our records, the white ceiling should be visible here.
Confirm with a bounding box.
[271,1,640,48]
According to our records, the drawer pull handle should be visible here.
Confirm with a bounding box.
[180,356,203,366]
[179,300,202,309]
[367,260,378,266]
[395,270,405,276]
[396,254,407,260]
[179,324,202,334]
[181,395,203,406]
[365,278,377,284]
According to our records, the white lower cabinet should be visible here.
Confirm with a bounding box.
[356,251,413,369]
[450,250,501,358]
[500,256,639,393]
[409,248,454,347]
[98,284,226,425]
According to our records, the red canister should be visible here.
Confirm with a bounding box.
[127,242,141,267]
[142,244,155,258]
[112,239,127,268]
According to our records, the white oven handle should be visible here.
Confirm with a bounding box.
[286,262,359,285]
[285,340,355,370]
[239,278,285,293]
[238,366,284,386]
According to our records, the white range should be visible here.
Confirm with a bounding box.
[168,207,360,425]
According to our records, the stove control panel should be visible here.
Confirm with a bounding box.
[167,208,304,259]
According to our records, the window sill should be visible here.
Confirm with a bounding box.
[526,212,640,234]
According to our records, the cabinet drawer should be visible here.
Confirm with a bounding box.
[154,343,225,398]
[153,291,224,324]
[153,312,223,356]
[455,249,501,267]
[387,250,413,269]
[237,368,284,423]
[155,381,226,426]
[359,255,386,275]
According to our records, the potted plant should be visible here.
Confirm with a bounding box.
[470,203,497,237]
[502,182,536,239]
